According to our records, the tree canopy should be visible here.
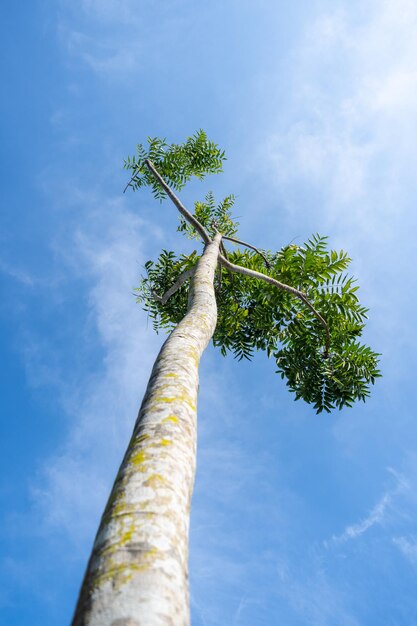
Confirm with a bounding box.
[124,130,380,413]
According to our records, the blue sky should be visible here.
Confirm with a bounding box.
[2,0,417,624]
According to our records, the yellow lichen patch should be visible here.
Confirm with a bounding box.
[108,498,128,520]
[144,546,158,561]
[119,523,135,545]
[92,545,160,591]
[186,348,200,368]
[151,393,196,412]
[149,438,173,449]
[144,473,166,488]
[129,449,148,469]
[163,372,179,379]
[162,415,179,424]
[92,561,136,590]
[96,517,137,557]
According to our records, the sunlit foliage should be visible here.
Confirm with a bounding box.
[126,133,380,413]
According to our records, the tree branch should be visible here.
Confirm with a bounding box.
[219,255,330,355]
[123,171,137,194]
[219,240,229,261]
[152,268,196,305]
[139,159,331,356]
[221,234,271,268]
[144,160,212,244]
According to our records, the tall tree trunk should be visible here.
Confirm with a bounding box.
[71,232,222,626]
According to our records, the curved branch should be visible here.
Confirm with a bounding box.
[141,159,331,356]
[219,255,330,355]
[152,268,196,305]
[123,171,137,194]
[221,234,271,268]
[218,254,304,298]
[144,160,211,244]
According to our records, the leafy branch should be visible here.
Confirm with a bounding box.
[142,158,331,355]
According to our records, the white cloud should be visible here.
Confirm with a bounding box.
[64,28,144,75]
[326,467,409,546]
[77,0,139,24]
[0,259,34,286]
[58,0,187,77]
[262,0,417,235]
[332,492,391,544]
[393,535,417,565]
[31,193,164,549]
[276,559,360,626]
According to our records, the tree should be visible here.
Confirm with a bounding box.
[71,131,380,626]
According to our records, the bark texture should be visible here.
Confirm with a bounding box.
[72,233,222,626]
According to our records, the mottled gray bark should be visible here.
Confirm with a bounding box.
[71,233,222,626]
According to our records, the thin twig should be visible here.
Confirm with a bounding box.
[144,160,211,244]
[220,241,228,258]
[123,169,139,194]
[211,222,265,266]
[222,234,271,268]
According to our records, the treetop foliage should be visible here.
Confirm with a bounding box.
[125,133,380,413]
[124,130,225,201]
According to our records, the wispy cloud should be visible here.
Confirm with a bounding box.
[30,191,164,549]
[58,0,187,77]
[0,259,34,286]
[276,559,360,626]
[393,535,417,565]
[75,0,141,24]
[232,596,264,625]
[326,467,409,547]
[330,492,391,544]
[63,28,144,76]
[261,0,417,238]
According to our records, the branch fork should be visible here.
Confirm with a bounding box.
[132,159,330,356]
